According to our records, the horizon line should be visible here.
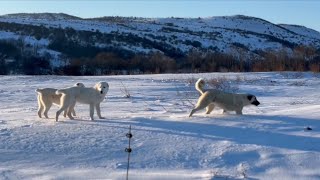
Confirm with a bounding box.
[0,12,312,29]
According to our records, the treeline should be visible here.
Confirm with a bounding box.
[51,45,320,75]
[251,46,320,72]
[1,37,319,75]
[0,39,51,75]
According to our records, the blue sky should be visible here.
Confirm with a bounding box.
[0,0,319,31]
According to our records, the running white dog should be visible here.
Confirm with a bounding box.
[36,83,85,118]
[189,78,260,117]
[55,81,109,121]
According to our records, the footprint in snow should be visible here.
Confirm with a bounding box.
[116,163,127,169]
[21,124,32,128]
[0,128,11,136]
[304,126,312,131]
[0,128,8,132]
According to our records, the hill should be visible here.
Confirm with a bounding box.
[0,13,319,74]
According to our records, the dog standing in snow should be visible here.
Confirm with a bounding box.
[55,81,109,121]
[189,78,260,117]
[36,83,85,118]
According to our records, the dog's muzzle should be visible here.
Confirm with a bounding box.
[252,100,260,106]
[100,91,103,94]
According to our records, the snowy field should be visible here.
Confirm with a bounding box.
[0,72,320,180]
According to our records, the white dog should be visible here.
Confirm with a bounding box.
[55,81,109,121]
[36,83,85,118]
[189,78,260,117]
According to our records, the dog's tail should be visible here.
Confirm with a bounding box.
[35,88,44,93]
[56,89,67,95]
[74,82,85,87]
[195,78,206,95]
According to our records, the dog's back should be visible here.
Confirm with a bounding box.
[36,88,61,105]
[56,86,81,96]
[55,82,85,96]
[202,89,257,111]
[36,88,57,95]
[76,86,107,104]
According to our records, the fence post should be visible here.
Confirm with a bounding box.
[125,125,132,180]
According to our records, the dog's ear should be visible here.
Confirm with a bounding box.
[94,83,100,90]
[247,95,253,101]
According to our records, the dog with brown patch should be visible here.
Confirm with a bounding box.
[189,78,260,117]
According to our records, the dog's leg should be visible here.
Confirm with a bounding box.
[67,108,76,117]
[96,103,105,119]
[66,109,74,120]
[56,108,64,122]
[205,104,215,114]
[66,101,76,120]
[37,95,43,118]
[57,106,73,121]
[189,101,211,117]
[43,103,52,119]
[56,95,69,121]
[71,109,76,116]
[63,110,67,117]
[63,101,76,118]
[236,108,243,115]
[90,103,94,120]
[189,109,197,117]
[189,94,213,117]
[39,95,52,119]
[70,101,76,116]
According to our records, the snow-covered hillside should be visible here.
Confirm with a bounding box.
[279,24,320,40]
[0,72,320,179]
[0,13,319,56]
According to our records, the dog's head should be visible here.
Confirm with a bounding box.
[247,94,260,106]
[74,82,85,88]
[94,81,109,95]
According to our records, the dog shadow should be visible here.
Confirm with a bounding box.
[55,114,320,178]
[59,114,320,152]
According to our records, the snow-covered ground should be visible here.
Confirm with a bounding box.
[0,72,319,180]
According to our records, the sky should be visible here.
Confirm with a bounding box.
[0,0,319,32]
